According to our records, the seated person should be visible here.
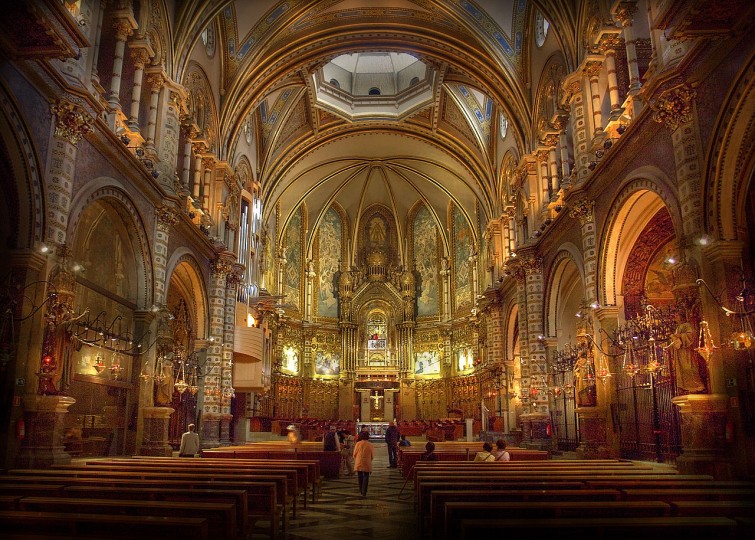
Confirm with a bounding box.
[398,434,411,447]
[419,441,438,461]
[473,441,495,462]
[493,439,510,461]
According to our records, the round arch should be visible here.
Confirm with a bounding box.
[546,246,586,341]
[67,180,152,309]
[165,249,209,341]
[598,172,682,309]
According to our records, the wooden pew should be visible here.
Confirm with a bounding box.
[17,497,237,540]
[442,500,671,540]
[457,516,738,540]
[2,473,280,537]
[621,488,755,502]
[0,510,209,540]
[61,485,249,536]
[0,484,66,497]
[670,500,755,517]
[0,495,21,509]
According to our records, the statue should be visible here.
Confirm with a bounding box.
[671,318,706,394]
[574,354,597,407]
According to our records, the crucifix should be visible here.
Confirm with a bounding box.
[370,390,383,411]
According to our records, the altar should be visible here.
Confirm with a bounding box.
[359,421,389,439]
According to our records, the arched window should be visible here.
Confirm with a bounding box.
[368,87,381,96]
[410,77,420,86]
[329,78,340,88]
[535,11,550,48]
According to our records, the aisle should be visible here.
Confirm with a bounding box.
[278,442,419,539]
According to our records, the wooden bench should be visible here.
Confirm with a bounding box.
[670,500,755,517]
[622,488,755,502]
[61,485,249,536]
[0,510,209,540]
[17,497,237,540]
[0,483,66,497]
[3,473,280,537]
[0,495,21,510]
[457,516,738,540]
[442,500,671,540]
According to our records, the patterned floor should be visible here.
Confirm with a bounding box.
[258,442,419,539]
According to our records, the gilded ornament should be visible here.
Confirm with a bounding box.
[50,99,94,145]
[155,206,178,228]
[584,61,603,79]
[568,198,595,225]
[650,84,696,132]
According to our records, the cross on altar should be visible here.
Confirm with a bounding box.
[370,391,383,410]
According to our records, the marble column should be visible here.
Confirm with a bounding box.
[108,15,136,111]
[536,149,550,211]
[153,206,178,307]
[126,43,152,131]
[561,74,590,182]
[584,59,604,137]
[144,71,165,151]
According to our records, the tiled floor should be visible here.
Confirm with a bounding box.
[262,442,420,539]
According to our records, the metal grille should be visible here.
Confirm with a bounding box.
[550,369,579,451]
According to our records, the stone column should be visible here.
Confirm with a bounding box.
[221,266,243,444]
[180,124,197,192]
[138,406,175,456]
[153,206,178,307]
[584,59,604,138]
[536,149,550,211]
[561,74,590,182]
[569,197,597,302]
[127,43,153,131]
[192,144,206,202]
[552,114,571,186]
[598,32,624,114]
[89,0,106,87]
[45,99,94,246]
[202,256,233,448]
[108,14,136,111]
[613,2,641,93]
[144,70,165,151]
[543,134,560,199]
[650,83,702,239]
[202,158,214,212]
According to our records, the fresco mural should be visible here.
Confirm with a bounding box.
[317,208,341,318]
[414,206,439,316]
[453,207,472,309]
[284,207,302,309]
[457,347,474,372]
[315,351,340,376]
[415,350,441,375]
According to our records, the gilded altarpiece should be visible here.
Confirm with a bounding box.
[317,208,341,319]
[452,206,473,312]
[283,206,303,310]
[413,206,439,317]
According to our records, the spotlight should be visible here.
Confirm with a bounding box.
[617,124,626,135]
[588,161,597,171]
[603,139,613,150]
[40,244,49,254]
[151,170,160,179]
[120,134,130,145]
[135,147,144,157]
[590,301,600,309]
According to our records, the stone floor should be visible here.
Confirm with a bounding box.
[254,442,419,539]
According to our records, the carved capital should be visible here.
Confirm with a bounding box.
[112,19,134,41]
[50,99,94,145]
[192,142,207,156]
[521,254,543,275]
[505,259,526,284]
[211,257,234,277]
[542,133,560,148]
[568,198,595,225]
[155,206,178,230]
[650,84,696,132]
[613,1,638,27]
[202,157,215,170]
[182,123,199,139]
[535,149,550,163]
[146,73,165,91]
[598,34,623,54]
[129,48,151,69]
[584,61,603,79]
[551,114,569,132]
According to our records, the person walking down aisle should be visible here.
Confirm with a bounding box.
[179,424,200,457]
[385,421,400,467]
[353,430,374,496]
[340,429,355,476]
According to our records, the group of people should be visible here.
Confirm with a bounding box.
[473,439,510,462]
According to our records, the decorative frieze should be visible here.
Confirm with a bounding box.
[50,99,94,145]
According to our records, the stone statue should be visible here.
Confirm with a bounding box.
[671,319,706,394]
[574,355,597,407]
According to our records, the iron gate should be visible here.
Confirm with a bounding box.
[550,369,579,451]
[612,311,682,463]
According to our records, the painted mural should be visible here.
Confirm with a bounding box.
[317,208,341,318]
[284,207,302,309]
[282,346,299,375]
[415,350,441,375]
[453,207,472,309]
[315,351,340,376]
[414,207,439,316]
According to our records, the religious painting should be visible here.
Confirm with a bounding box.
[415,350,440,375]
[367,215,388,247]
[317,208,341,318]
[315,351,340,376]
[643,244,676,307]
[281,346,299,375]
[453,207,472,309]
[413,206,439,316]
[283,207,302,309]
[457,347,474,372]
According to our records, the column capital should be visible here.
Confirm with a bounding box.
[129,47,152,69]
[568,197,595,225]
[535,149,550,163]
[50,99,94,145]
[650,83,696,132]
[211,253,236,276]
[541,133,560,148]
[145,72,165,91]
[561,72,584,107]
[112,18,135,41]
[155,205,178,230]
[612,1,638,27]
[583,59,604,79]
[598,31,623,54]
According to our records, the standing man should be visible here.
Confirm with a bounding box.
[384,421,400,468]
[323,425,340,452]
[179,423,200,457]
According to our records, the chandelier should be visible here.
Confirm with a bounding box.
[697,276,755,351]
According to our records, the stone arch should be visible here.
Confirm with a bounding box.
[183,61,219,153]
[545,246,586,340]
[67,180,152,310]
[705,54,755,242]
[598,171,682,310]
[498,150,519,212]
[0,89,45,250]
[533,53,567,139]
[165,249,209,341]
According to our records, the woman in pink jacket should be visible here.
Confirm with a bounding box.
[353,430,375,496]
